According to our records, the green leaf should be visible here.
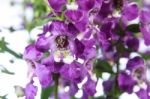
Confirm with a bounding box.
[41,86,54,99]
[94,59,113,77]
[0,37,22,59]
[0,65,15,75]
[126,24,140,33]
[141,53,150,60]
[0,37,8,53]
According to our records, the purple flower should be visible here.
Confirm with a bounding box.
[23,44,43,61]
[23,0,149,98]
[136,84,150,99]
[93,0,113,25]
[41,55,65,73]
[98,18,119,51]
[102,78,115,93]
[76,0,96,12]
[74,39,85,57]
[126,56,146,82]
[81,39,96,59]
[140,8,150,24]
[140,25,150,46]
[118,72,136,93]
[60,61,87,83]
[126,37,139,51]
[140,7,150,46]
[35,35,50,52]
[48,0,67,12]
[67,23,79,37]
[35,63,52,88]
[136,88,149,99]
[48,21,75,53]
[122,3,139,21]
[69,83,79,96]
[25,81,37,99]
[126,57,144,72]
[65,10,89,32]
[83,77,97,96]
[75,39,96,59]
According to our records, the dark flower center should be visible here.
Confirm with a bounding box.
[113,0,124,9]
[133,67,144,81]
[55,35,69,49]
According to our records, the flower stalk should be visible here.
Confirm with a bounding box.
[53,73,59,99]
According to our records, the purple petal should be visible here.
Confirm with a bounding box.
[35,36,50,52]
[102,78,115,93]
[60,61,87,83]
[136,88,149,99]
[126,56,144,72]
[83,77,97,96]
[23,44,43,61]
[140,8,150,24]
[126,37,139,51]
[140,25,150,46]
[65,10,84,22]
[76,0,96,11]
[118,72,136,93]
[48,0,67,12]
[25,81,37,99]
[35,63,52,88]
[122,3,139,21]
[49,21,68,36]
[74,39,85,56]
[65,10,88,32]
[69,83,79,96]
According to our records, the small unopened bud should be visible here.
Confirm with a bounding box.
[14,85,24,97]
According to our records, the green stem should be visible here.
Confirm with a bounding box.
[114,60,120,98]
[5,47,22,59]
[54,79,58,99]
[53,74,59,99]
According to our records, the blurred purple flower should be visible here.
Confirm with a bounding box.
[118,72,136,93]
[25,81,37,99]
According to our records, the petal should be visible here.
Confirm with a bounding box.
[122,3,139,21]
[49,21,68,36]
[76,0,96,11]
[60,61,87,83]
[23,44,43,61]
[83,77,97,96]
[35,63,52,88]
[140,8,150,24]
[136,88,148,99]
[118,72,136,93]
[102,78,115,93]
[140,25,150,46]
[25,81,37,99]
[69,83,79,96]
[35,36,50,52]
[65,10,84,22]
[48,0,67,12]
[126,56,144,72]
[126,37,139,51]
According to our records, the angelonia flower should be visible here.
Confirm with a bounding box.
[22,0,150,99]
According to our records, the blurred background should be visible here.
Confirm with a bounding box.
[0,0,147,99]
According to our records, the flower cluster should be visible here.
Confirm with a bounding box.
[23,0,150,99]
